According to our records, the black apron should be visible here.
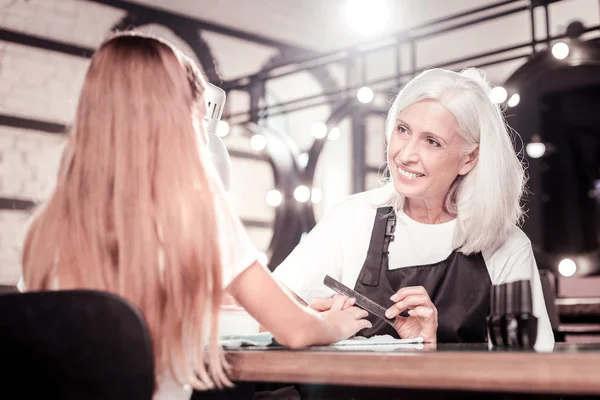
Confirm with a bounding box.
[354,207,491,343]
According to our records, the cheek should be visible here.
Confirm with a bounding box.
[427,155,461,181]
[387,136,400,159]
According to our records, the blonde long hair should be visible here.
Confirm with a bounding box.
[22,32,231,390]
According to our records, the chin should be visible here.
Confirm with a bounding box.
[392,179,424,199]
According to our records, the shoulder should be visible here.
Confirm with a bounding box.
[320,187,384,222]
[483,225,530,259]
[483,225,535,284]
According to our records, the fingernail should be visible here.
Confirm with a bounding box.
[390,294,398,301]
[385,310,393,318]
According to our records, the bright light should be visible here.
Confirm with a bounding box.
[552,42,570,60]
[507,93,520,108]
[311,122,328,139]
[294,185,311,202]
[526,142,546,159]
[490,86,507,104]
[250,134,267,151]
[357,86,374,104]
[345,0,389,36]
[266,189,283,207]
[558,258,577,277]
[298,152,309,167]
[257,252,269,266]
[216,120,230,137]
[311,187,323,204]
[328,127,341,141]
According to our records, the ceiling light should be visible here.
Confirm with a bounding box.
[266,189,283,207]
[250,134,267,151]
[294,185,311,202]
[490,86,507,104]
[558,258,577,277]
[507,93,520,108]
[345,0,389,36]
[328,127,341,141]
[552,42,569,60]
[311,122,328,139]
[357,86,374,104]
[526,142,546,159]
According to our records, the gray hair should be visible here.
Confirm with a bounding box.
[382,68,526,254]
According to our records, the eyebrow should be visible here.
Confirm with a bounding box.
[396,119,449,145]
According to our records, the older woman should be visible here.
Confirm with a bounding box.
[273,67,554,346]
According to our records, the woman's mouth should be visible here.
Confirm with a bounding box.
[397,167,424,179]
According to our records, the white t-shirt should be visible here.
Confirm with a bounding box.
[273,186,555,348]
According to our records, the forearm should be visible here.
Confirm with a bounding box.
[259,282,307,332]
[228,262,337,348]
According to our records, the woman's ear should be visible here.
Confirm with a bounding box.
[458,146,479,175]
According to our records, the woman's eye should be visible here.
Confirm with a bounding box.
[397,125,408,134]
[427,138,441,147]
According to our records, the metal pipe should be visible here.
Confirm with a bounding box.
[529,2,537,54]
[223,1,533,91]
[226,53,530,125]
[544,3,551,47]
[225,25,599,122]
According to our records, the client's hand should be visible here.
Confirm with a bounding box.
[309,294,356,313]
[319,295,372,342]
[385,286,438,343]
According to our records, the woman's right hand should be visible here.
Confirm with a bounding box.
[318,295,372,342]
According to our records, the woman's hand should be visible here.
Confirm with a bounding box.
[385,286,438,343]
[319,295,372,342]
[309,294,356,313]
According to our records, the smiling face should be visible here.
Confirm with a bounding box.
[387,99,478,205]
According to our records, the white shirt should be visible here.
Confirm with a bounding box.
[273,186,555,348]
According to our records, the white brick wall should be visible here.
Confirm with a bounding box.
[0,126,65,200]
[0,0,125,48]
[0,126,65,284]
[0,210,31,283]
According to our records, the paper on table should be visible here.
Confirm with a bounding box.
[330,335,425,351]
[333,335,424,346]
[220,333,425,351]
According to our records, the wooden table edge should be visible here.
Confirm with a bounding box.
[226,349,600,395]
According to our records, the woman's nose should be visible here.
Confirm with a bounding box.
[398,138,419,164]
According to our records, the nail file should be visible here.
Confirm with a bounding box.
[323,275,395,326]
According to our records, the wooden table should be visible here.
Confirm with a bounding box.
[225,343,600,398]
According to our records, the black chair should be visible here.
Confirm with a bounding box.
[0,290,155,399]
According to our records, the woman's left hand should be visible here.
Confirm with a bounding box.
[385,286,438,343]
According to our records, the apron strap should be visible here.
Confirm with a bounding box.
[359,206,396,286]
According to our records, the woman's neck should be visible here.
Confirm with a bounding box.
[403,198,454,224]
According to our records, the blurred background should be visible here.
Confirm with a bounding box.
[0,0,599,339]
